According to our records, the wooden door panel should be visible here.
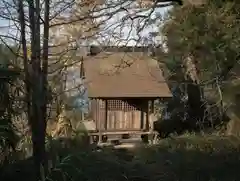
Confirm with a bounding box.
[91,99,149,131]
[106,110,142,131]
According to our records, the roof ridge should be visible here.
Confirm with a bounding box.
[88,45,153,55]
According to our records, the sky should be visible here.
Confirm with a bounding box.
[0,1,171,46]
[93,4,171,46]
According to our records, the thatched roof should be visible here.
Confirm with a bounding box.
[83,48,172,98]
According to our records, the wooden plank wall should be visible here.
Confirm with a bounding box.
[106,110,142,130]
[90,99,148,131]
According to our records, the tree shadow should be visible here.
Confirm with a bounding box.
[2,136,240,181]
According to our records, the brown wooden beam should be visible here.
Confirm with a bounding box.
[140,108,144,129]
[151,100,154,114]
[145,102,149,131]
[104,100,108,130]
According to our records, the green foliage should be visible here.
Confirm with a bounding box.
[45,136,240,181]
[0,45,17,66]
[3,135,240,181]
[0,118,19,152]
[0,45,21,164]
[0,85,16,156]
[162,0,240,81]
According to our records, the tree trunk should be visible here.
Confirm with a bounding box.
[18,0,49,180]
[18,0,31,122]
[184,55,205,129]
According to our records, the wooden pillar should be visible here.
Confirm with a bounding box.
[98,99,102,144]
[140,107,144,130]
[96,99,99,129]
[151,99,154,114]
[104,99,108,130]
[145,101,149,131]
[150,100,155,132]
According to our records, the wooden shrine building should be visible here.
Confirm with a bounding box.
[82,46,172,143]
